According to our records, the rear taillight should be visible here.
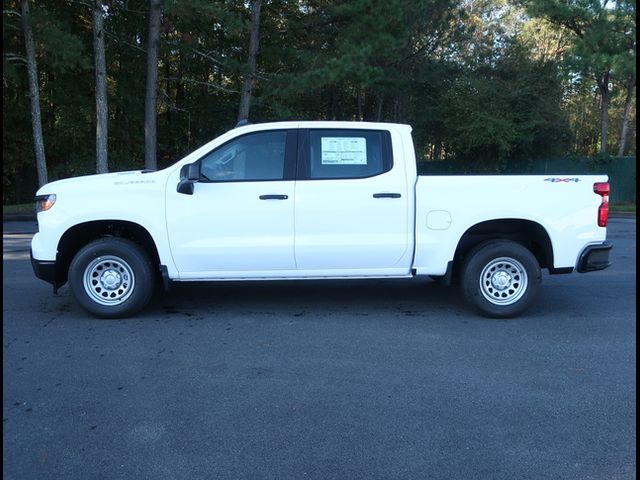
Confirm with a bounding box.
[593,182,609,227]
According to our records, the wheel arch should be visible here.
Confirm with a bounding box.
[55,220,161,285]
[453,219,554,276]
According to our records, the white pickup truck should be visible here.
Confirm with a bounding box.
[31,121,612,319]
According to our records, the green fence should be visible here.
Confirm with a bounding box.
[419,156,636,204]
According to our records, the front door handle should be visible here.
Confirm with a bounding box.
[373,193,401,199]
[259,194,289,200]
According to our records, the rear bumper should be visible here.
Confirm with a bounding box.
[577,241,613,273]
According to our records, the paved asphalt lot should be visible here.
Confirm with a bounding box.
[3,218,636,480]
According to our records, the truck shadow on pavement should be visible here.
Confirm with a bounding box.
[148,277,465,320]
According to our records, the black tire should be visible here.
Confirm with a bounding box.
[461,240,541,319]
[68,237,155,318]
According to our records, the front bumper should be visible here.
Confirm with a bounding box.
[31,250,66,293]
[577,241,613,273]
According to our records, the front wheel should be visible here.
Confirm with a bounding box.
[461,240,541,318]
[68,237,155,318]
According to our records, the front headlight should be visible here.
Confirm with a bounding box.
[35,194,56,213]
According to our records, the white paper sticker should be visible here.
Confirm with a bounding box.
[321,137,367,165]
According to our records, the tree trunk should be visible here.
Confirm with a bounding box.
[20,0,48,187]
[165,53,172,133]
[329,87,337,120]
[617,77,635,156]
[597,71,610,155]
[93,0,109,173]
[144,0,162,170]
[434,142,442,161]
[375,95,383,122]
[237,0,262,123]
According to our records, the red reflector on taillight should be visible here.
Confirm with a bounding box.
[598,203,609,227]
[594,182,610,196]
[594,182,609,227]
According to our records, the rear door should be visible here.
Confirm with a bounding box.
[293,128,412,274]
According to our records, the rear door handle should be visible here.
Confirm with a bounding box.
[259,194,289,200]
[373,193,401,199]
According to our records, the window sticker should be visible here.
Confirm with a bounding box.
[321,137,367,165]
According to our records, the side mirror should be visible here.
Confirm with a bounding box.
[177,179,194,195]
[177,162,199,195]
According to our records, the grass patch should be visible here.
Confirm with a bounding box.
[610,202,636,214]
[3,203,34,215]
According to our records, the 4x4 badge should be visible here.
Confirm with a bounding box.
[544,177,580,183]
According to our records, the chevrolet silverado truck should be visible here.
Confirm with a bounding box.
[31,121,612,319]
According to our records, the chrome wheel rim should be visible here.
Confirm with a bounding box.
[83,255,135,306]
[479,256,528,306]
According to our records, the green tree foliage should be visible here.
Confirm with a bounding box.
[2,0,636,204]
[415,0,572,163]
[523,0,637,154]
[440,46,571,164]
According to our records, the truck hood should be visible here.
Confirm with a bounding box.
[36,170,167,195]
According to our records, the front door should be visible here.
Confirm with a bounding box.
[166,129,298,278]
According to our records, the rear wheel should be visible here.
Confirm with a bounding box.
[461,240,541,318]
[68,237,155,318]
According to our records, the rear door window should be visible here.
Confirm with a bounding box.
[304,129,392,180]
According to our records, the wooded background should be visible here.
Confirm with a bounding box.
[3,0,636,205]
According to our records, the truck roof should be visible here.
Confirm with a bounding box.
[234,120,412,131]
